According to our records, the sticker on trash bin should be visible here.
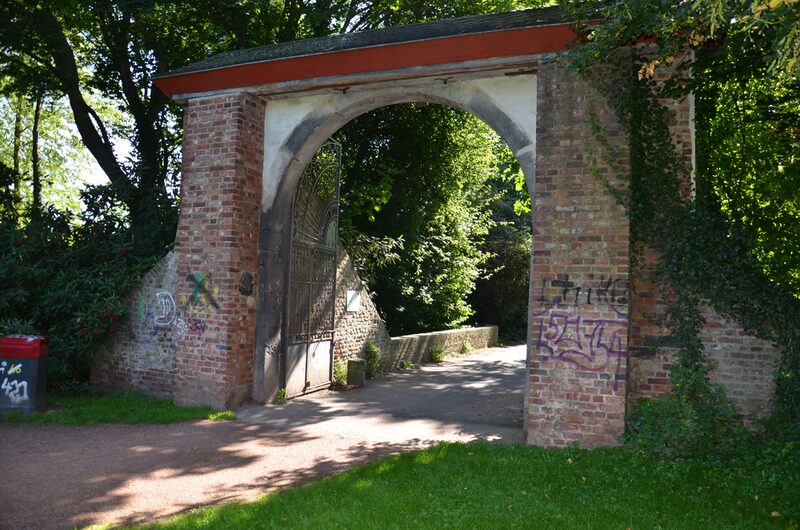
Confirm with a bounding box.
[1,361,29,405]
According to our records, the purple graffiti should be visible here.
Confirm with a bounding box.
[190,318,208,336]
[534,310,628,390]
[532,274,630,390]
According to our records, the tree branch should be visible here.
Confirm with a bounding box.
[35,5,136,200]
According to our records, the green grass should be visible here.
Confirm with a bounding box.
[138,442,799,529]
[0,392,235,425]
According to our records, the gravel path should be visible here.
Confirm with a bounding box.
[0,345,525,529]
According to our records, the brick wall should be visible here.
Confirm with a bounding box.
[91,251,180,397]
[628,305,780,418]
[528,58,631,448]
[92,239,393,401]
[172,93,264,409]
[625,58,782,420]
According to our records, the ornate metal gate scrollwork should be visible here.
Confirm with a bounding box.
[285,140,341,398]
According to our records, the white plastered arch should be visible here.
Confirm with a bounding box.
[254,74,537,402]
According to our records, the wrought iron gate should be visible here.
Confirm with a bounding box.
[285,140,341,398]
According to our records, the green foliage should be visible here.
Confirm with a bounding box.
[0,392,234,425]
[399,359,415,370]
[469,161,531,341]
[0,318,38,336]
[337,103,510,335]
[0,193,157,388]
[365,341,382,379]
[429,345,446,363]
[332,358,347,388]
[459,338,474,354]
[695,31,800,296]
[0,91,100,217]
[625,392,746,461]
[276,388,287,405]
[142,442,799,529]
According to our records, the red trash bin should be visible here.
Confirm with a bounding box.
[0,336,49,413]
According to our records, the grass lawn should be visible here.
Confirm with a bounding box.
[140,442,799,529]
[0,392,235,425]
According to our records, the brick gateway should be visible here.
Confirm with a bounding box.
[93,7,780,447]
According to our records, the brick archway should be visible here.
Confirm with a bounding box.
[153,8,657,447]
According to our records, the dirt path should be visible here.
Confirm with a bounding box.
[0,345,525,529]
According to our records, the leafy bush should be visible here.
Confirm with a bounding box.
[337,104,499,336]
[460,339,474,354]
[0,318,39,336]
[365,341,382,379]
[469,172,531,342]
[332,359,347,388]
[0,193,163,390]
[625,380,746,461]
[429,345,446,363]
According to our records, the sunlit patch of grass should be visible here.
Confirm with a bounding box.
[1,392,235,425]
[137,442,797,529]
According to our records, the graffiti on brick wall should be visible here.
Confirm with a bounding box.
[537,274,628,317]
[533,274,628,390]
[181,273,220,315]
[129,272,219,349]
[154,291,189,336]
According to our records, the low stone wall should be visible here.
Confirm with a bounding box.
[385,326,499,370]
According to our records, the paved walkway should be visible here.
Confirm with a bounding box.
[0,345,525,529]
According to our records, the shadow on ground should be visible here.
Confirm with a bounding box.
[0,345,525,529]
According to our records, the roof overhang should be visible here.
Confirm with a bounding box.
[154,9,580,101]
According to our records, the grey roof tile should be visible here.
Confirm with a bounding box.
[158,6,570,78]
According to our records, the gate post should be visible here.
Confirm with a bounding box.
[172,93,265,409]
[527,59,631,447]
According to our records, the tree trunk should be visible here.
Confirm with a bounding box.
[31,95,42,218]
[12,105,22,209]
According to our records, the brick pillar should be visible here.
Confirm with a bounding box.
[528,60,630,447]
[173,94,264,409]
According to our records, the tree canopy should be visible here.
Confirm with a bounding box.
[335,103,528,335]
[0,0,544,252]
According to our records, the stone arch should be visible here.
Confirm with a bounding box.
[254,75,538,406]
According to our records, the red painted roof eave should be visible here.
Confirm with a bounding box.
[154,24,580,98]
